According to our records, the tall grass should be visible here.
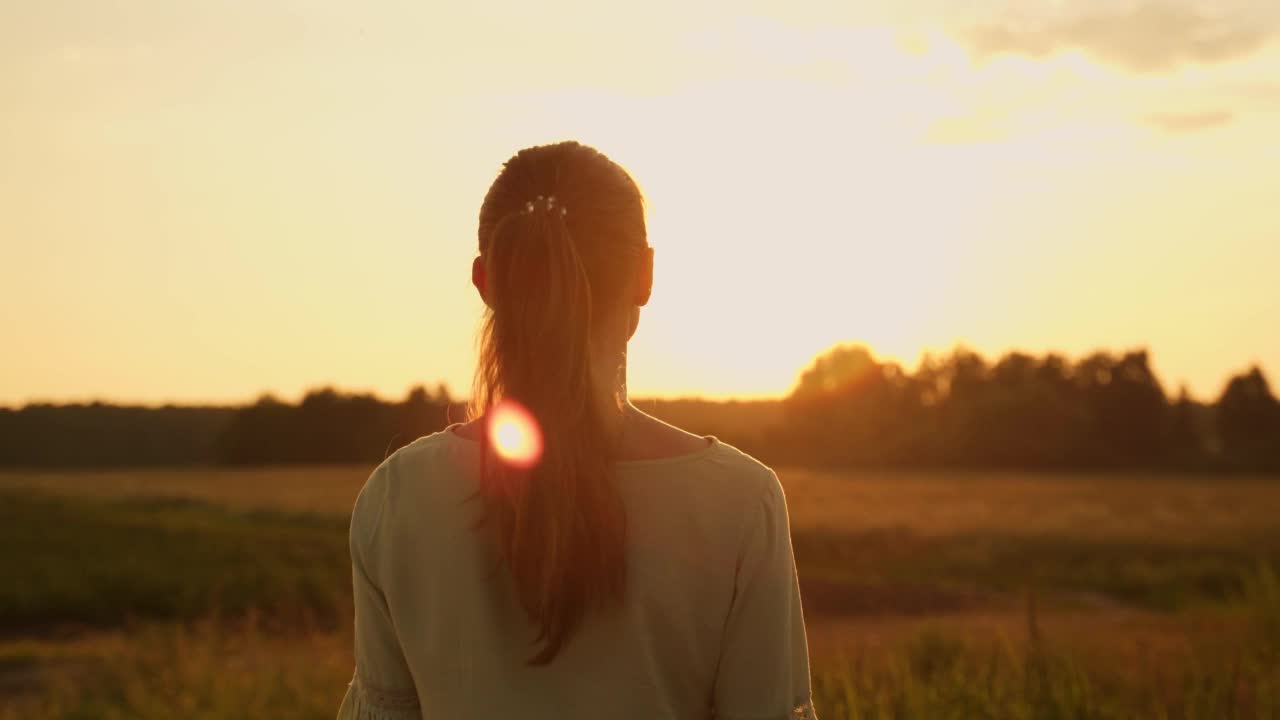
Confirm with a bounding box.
[0,617,351,720]
[811,583,1280,719]
[6,581,1279,720]
[1245,562,1280,663]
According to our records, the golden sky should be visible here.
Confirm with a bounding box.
[3,1,1278,406]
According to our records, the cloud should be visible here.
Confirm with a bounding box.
[966,2,1273,72]
[926,115,1011,144]
[1241,83,1280,108]
[1144,110,1235,132]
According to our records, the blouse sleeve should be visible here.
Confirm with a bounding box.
[338,462,421,720]
[712,472,817,720]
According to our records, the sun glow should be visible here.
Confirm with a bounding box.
[486,399,543,469]
[2,6,1278,406]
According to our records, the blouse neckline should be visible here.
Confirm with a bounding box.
[442,423,721,469]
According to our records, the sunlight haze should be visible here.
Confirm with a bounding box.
[3,0,1277,406]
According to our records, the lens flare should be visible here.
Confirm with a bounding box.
[486,399,543,469]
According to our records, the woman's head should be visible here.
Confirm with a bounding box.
[474,141,652,357]
[469,141,650,664]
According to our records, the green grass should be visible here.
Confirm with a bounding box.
[793,527,1280,614]
[6,488,1278,635]
[4,485,1280,718]
[0,491,350,632]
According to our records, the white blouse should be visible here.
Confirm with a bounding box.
[337,428,816,720]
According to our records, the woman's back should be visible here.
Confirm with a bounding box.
[338,140,816,718]
[339,426,815,719]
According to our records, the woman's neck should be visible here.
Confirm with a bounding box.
[590,343,630,418]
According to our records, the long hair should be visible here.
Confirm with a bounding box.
[470,141,648,664]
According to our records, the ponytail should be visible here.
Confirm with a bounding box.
[472,154,637,664]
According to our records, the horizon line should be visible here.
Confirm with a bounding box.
[0,389,789,412]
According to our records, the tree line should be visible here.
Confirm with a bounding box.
[1,347,1276,472]
[761,346,1278,472]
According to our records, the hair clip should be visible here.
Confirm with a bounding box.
[522,195,568,217]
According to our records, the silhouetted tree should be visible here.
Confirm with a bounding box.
[924,348,991,464]
[1216,367,1280,470]
[784,346,925,465]
[1166,385,1209,468]
[1075,350,1169,466]
[0,403,234,467]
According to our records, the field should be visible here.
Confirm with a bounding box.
[2,466,1279,718]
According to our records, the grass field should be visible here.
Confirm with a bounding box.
[2,465,1279,718]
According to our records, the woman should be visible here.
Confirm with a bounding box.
[338,141,816,719]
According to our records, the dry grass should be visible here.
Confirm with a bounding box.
[807,606,1250,675]
[779,468,1280,543]
[5,466,1279,544]
[0,618,354,720]
[5,602,1277,720]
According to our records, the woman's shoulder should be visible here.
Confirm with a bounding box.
[618,430,782,515]
[700,438,782,496]
[359,430,454,489]
[349,431,466,535]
